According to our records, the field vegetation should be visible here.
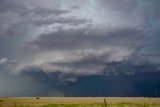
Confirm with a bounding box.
[0,97,160,107]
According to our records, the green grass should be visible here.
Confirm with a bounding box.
[1,97,160,107]
[0,103,160,107]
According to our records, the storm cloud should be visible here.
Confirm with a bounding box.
[0,0,160,96]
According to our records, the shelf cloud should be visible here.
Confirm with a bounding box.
[0,0,160,96]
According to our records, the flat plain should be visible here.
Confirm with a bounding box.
[0,97,160,107]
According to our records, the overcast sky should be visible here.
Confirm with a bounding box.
[0,0,160,96]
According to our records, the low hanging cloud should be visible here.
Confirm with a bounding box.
[0,0,160,84]
[14,25,149,77]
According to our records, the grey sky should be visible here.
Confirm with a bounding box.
[0,0,160,96]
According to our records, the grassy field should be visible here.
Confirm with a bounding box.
[0,97,160,107]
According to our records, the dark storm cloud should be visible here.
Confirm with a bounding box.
[0,59,65,96]
[0,0,22,13]
[18,63,160,96]
[16,25,151,76]
[0,0,74,58]
[0,0,70,38]
[65,72,160,97]
[0,0,68,15]
[31,26,146,50]
[0,0,160,96]
[1,0,158,72]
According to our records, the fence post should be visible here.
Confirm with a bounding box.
[104,99,107,107]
